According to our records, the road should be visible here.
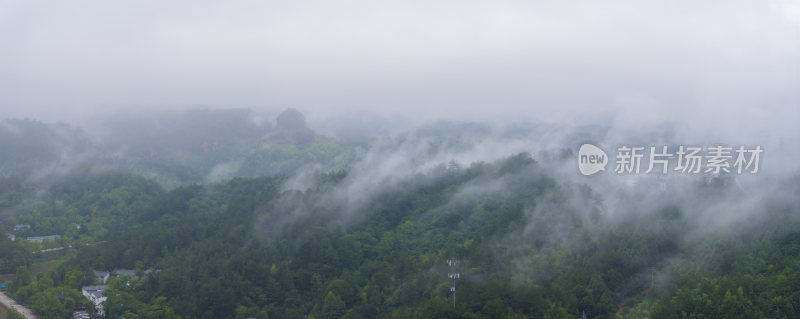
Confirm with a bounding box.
[0,290,37,319]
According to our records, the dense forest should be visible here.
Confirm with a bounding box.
[0,110,798,318]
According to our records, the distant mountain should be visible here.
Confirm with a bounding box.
[101,108,270,161]
[0,119,94,174]
[237,108,352,177]
[95,108,352,184]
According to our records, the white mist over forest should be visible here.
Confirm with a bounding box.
[0,1,798,318]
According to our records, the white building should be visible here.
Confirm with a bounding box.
[26,235,60,242]
[82,285,108,318]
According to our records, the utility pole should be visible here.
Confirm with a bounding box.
[447,258,460,309]
[650,266,656,288]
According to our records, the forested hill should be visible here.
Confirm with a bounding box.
[0,109,352,187]
[0,119,93,175]
[0,111,798,318]
[1,148,798,318]
[98,108,351,183]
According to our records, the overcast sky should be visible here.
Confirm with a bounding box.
[0,0,798,138]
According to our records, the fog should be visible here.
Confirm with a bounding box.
[1,0,799,246]
[2,3,800,316]
[1,0,798,142]
[2,0,798,216]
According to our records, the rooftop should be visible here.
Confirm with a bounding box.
[26,235,60,242]
[82,285,108,293]
[113,269,136,276]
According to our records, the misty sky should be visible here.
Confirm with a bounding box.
[1,0,798,138]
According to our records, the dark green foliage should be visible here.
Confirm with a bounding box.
[0,240,29,273]
[2,150,799,319]
[7,308,26,319]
